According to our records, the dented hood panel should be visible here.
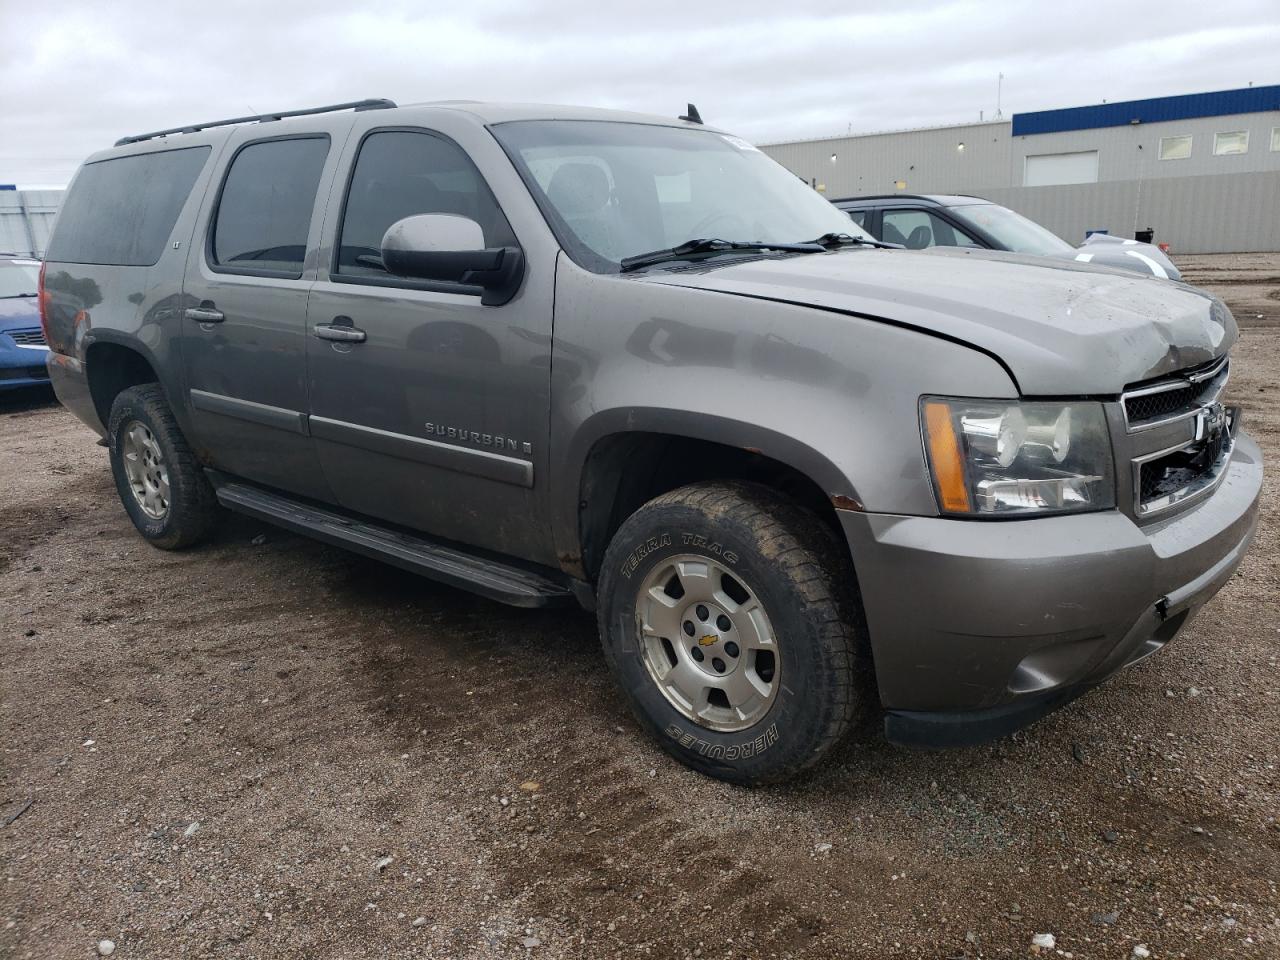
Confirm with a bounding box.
[640,247,1235,395]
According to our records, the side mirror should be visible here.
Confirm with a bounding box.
[380,214,523,306]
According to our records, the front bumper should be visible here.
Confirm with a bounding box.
[0,340,51,390]
[840,430,1262,746]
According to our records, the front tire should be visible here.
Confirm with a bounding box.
[107,384,217,549]
[597,482,868,784]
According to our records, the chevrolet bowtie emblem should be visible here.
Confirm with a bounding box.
[698,635,718,646]
[1196,402,1226,441]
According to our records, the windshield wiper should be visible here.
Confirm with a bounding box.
[808,232,901,250]
[620,238,824,273]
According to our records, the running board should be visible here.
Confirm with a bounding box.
[213,480,574,608]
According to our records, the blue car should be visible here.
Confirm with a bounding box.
[0,255,50,391]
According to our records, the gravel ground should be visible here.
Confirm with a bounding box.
[1178,254,1280,329]
[2,254,1278,960]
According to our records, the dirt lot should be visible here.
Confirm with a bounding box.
[1178,254,1280,329]
[2,254,1278,960]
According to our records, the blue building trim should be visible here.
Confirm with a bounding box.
[1012,85,1280,137]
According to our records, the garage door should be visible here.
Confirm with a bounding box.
[1023,151,1099,186]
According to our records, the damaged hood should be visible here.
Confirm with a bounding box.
[640,246,1235,395]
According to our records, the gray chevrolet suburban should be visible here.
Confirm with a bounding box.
[41,98,1261,784]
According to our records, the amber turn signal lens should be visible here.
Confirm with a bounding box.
[923,401,971,513]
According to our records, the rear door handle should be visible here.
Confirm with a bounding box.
[314,318,367,343]
[184,306,225,323]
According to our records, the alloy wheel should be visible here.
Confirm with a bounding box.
[635,555,780,732]
[120,421,170,520]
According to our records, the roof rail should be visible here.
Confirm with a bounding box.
[114,98,397,147]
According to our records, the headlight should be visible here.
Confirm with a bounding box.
[921,398,1115,516]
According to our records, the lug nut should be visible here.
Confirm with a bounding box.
[716,615,731,631]
[712,658,726,673]
[691,647,705,662]
[683,621,695,636]
[695,604,709,621]
[724,641,739,658]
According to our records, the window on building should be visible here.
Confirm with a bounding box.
[336,130,515,279]
[211,137,330,277]
[1271,127,1280,152]
[1023,151,1099,187]
[1213,131,1249,156]
[1158,136,1193,161]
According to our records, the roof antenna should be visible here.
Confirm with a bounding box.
[679,103,703,124]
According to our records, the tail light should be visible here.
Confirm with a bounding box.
[37,260,52,344]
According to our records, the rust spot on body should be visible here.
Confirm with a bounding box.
[830,494,863,512]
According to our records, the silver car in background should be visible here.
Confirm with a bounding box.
[835,193,1183,279]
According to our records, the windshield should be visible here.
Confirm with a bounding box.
[492,120,872,271]
[0,261,40,299]
[947,203,1074,257]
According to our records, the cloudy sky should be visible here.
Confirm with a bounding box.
[2,0,1277,187]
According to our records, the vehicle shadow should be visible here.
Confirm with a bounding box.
[197,500,1123,814]
[316,540,1050,802]
[0,384,58,414]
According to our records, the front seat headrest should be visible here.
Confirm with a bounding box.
[905,224,932,249]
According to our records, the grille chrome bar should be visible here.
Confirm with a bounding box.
[1122,356,1229,433]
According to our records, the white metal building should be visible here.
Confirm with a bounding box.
[761,85,1280,254]
[0,190,62,258]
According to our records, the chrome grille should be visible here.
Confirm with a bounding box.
[1138,429,1230,503]
[1125,383,1201,424]
[7,327,46,347]
[1122,355,1234,517]
[1123,355,1228,431]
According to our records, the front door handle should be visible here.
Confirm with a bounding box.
[314,318,367,343]
[184,305,225,323]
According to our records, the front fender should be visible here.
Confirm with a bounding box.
[548,258,1019,578]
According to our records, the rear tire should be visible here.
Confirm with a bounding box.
[107,384,217,549]
[597,481,869,785]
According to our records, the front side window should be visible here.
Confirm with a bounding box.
[1213,131,1249,156]
[211,137,329,276]
[845,209,867,228]
[881,209,982,250]
[491,120,871,272]
[1158,135,1192,160]
[336,130,515,280]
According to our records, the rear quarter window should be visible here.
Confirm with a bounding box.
[45,146,211,266]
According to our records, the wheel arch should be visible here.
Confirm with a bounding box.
[560,408,863,585]
[84,335,169,431]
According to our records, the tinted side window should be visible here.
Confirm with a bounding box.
[45,146,211,266]
[212,137,329,276]
[336,130,515,279]
[882,209,981,249]
[845,209,867,228]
